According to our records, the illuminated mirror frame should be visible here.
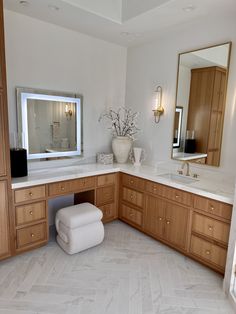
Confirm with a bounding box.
[17,88,83,160]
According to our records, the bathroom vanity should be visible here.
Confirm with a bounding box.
[11,163,233,274]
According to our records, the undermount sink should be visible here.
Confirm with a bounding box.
[158,173,199,185]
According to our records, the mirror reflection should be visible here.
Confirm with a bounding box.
[172,42,231,166]
[17,88,82,159]
[27,99,77,154]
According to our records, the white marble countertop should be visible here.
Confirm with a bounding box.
[11,163,235,205]
[173,152,208,161]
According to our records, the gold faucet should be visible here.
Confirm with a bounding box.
[181,161,190,176]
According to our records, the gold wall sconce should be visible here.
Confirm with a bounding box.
[153,86,164,123]
[65,104,73,120]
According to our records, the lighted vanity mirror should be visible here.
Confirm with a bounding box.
[172,42,231,166]
[17,88,82,159]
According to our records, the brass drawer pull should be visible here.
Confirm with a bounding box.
[29,192,33,196]
[208,226,213,231]
[158,217,163,221]
[130,180,134,184]
[205,250,211,255]
[31,233,35,238]
[175,194,180,199]
[166,220,170,225]
[153,187,157,191]
[209,205,214,210]
[29,211,33,215]
[61,186,65,191]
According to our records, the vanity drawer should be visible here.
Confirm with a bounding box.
[97,173,116,187]
[122,187,144,208]
[145,181,163,197]
[14,185,46,204]
[15,201,46,226]
[16,222,47,249]
[121,204,142,227]
[48,177,95,196]
[96,186,115,205]
[99,203,117,222]
[190,235,227,270]
[162,186,193,207]
[192,213,230,245]
[194,195,232,221]
[122,174,145,191]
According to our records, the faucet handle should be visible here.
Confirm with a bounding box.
[177,170,183,175]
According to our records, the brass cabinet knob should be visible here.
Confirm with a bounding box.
[205,250,211,255]
[61,186,65,191]
[29,211,33,215]
[31,233,35,238]
[208,226,213,231]
[153,187,157,191]
[130,180,134,184]
[158,217,162,221]
[29,192,33,196]
[130,194,134,199]
[175,195,180,199]
[166,220,170,225]
[210,205,214,210]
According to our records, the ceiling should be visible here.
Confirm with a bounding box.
[4,0,236,47]
[181,44,230,69]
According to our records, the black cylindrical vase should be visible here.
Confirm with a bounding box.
[184,139,196,154]
[10,148,28,177]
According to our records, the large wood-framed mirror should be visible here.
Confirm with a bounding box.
[172,42,231,166]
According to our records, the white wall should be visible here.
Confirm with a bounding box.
[125,15,236,175]
[4,10,127,159]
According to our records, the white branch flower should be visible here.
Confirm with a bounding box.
[99,107,140,140]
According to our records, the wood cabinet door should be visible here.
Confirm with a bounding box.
[165,201,189,250]
[187,68,215,154]
[0,180,10,258]
[0,92,7,177]
[144,195,165,239]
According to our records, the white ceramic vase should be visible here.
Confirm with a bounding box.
[112,136,132,163]
[133,147,143,166]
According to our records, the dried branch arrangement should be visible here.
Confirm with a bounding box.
[99,107,139,139]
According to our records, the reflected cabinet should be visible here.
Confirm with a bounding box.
[187,66,226,166]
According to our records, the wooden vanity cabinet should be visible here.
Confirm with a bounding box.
[120,173,232,274]
[96,173,118,223]
[13,185,48,254]
[120,174,145,229]
[10,171,232,273]
[189,194,232,273]
[0,0,12,260]
[0,181,11,258]
[144,193,190,251]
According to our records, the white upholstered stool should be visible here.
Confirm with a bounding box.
[55,202,104,255]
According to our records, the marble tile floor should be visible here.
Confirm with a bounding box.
[0,221,234,314]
